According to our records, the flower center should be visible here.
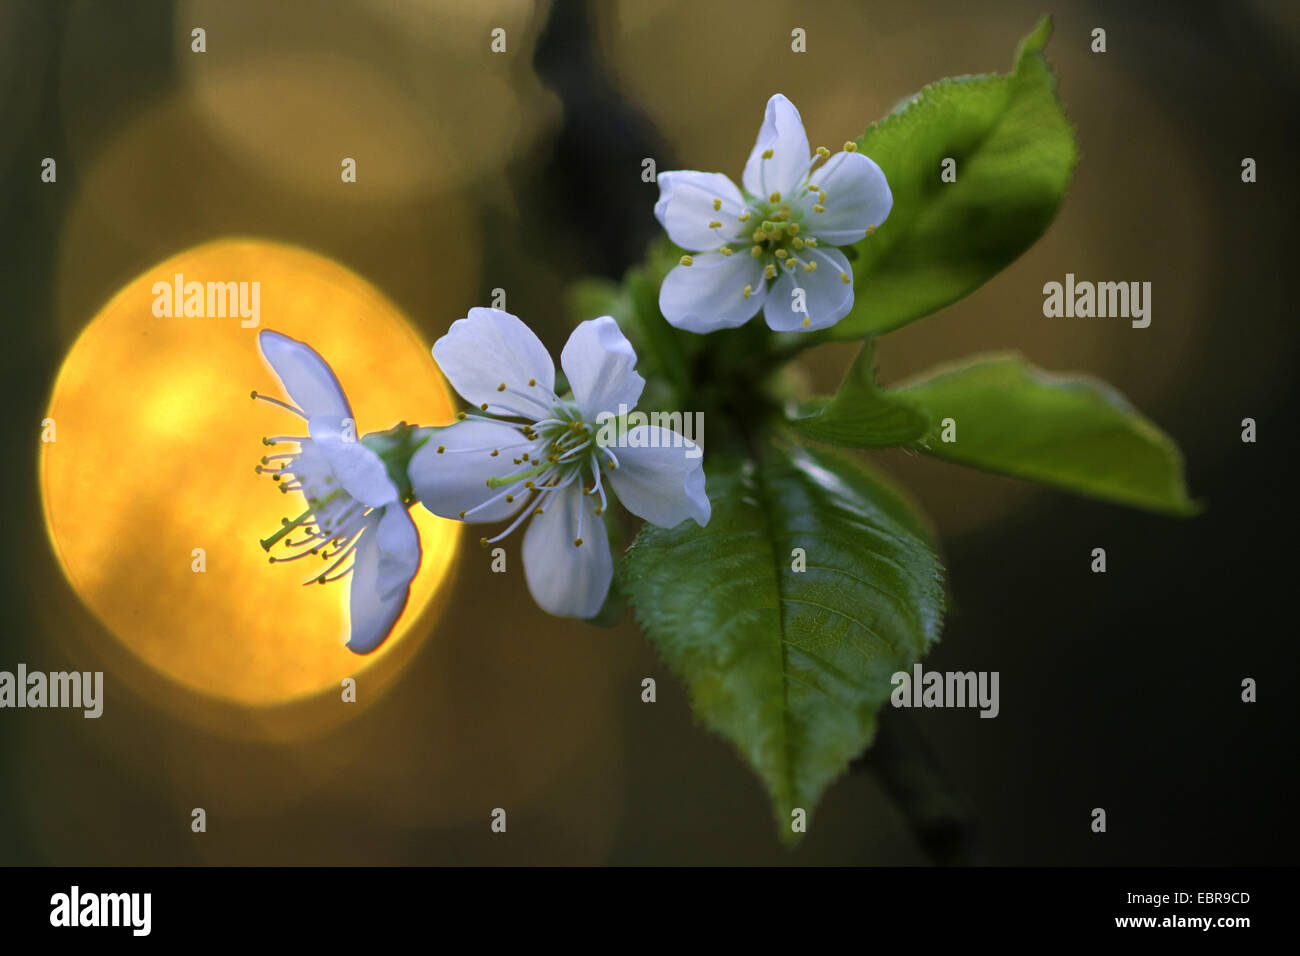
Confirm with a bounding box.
[440,389,617,550]
[254,440,372,585]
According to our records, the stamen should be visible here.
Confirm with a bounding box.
[844,141,858,152]
[712,198,722,211]
[250,391,306,418]
[483,490,544,544]
[260,509,313,551]
[680,255,693,267]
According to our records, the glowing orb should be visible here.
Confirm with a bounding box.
[40,239,460,712]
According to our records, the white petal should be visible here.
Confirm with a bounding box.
[659,251,766,333]
[560,316,645,421]
[346,506,421,654]
[308,416,398,508]
[257,330,352,419]
[522,485,612,618]
[606,426,710,527]
[408,420,532,523]
[764,246,855,332]
[432,308,556,419]
[742,94,811,198]
[653,170,748,251]
[807,151,893,246]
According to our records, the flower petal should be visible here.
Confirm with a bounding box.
[764,246,855,332]
[257,330,352,419]
[653,170,748,251]
[806,151,893,246]
[408,420,533,523]
[522,485,612,618]
[742,94,812,198]
[346,506,421,654]
[606,426,710,527]
[560,316,645,421]
[659,251,766,333]
[432,308,556,419]
[308,416,399,508]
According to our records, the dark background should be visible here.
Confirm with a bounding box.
[1,0,1296,864]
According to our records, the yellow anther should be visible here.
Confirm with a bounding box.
[761,148,774,159]
[840,272,851,284]
[490,449,499,457]
[816,146,830,158]
[787,222,799,236]
[533,507,543,516]
[680,254,694,266]
[437,445,445,453]
[573,538,583,547]
[505,494,515,503]
[844,141,858,152]
[479,537,488,547]
[792,237,804,249]
[738,211,751,222]
[479,402,489,410]
[813,204,825,213]
[750,245,763,257]
[458,510,466,518]
[720,246,733,256]
[708,220,722,229]
[866,224,877,236]
[712,198,722,211]
[775,248,788,258]
[804,261,817,273]
[528,377,537,386]
[805,237,818,246]
[456,412,466,420]
[594,507,603,515]
[769,191,781,203]
[808,183,819,192]
[764,263,776,279]
[802,317,811,327]
[742,285,752,299]
[496,382,506,391]
[818,190,827,204]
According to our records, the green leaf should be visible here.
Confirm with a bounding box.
[897,353,1199,515]
[622,443,945,840]
[786,337,932,448]
[830,16,1078,339]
